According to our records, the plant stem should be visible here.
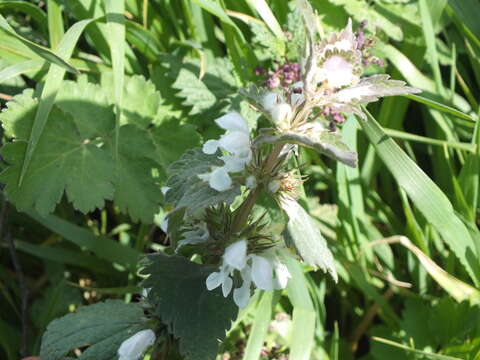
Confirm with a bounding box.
[232,143,284,233]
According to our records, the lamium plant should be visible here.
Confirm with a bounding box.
[3,0,424,359]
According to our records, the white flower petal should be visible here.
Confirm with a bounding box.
[220,155,247,173]
[222,276,233,297]
[209,167,232,191]
[270,103,292,125]
[274,262,291,289]
[251,255,275,290]
[161,186,170,196]
[223,239,247,270]
[203,139,219,154]
[233,279,251,308]
[262,92,280,111]
[219,131,250,154]
[198,172,211,182]
[215,112,249,133]
[118,329,156,360]
[206,271,225,290]
[322,55,357,88]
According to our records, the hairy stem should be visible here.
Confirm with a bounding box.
[232,143,285,233]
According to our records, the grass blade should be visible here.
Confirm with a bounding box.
[245,0,285,40]
[106,0,126,162]
[0,59,44,83]
[0,14,76,74]
[359,110,480,285]
[243,291,277,360]
[47,0,65,49]
[283,256,315,360]
[27,211,140,269]
[0,1,47,35]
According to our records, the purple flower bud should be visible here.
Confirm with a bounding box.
[266,75,280,89]
[284,71,294,80]
[254,66,265,76]
[282,63,290,72]
[290,63,300,73]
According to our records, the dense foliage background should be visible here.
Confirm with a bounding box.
[0,0,479,359]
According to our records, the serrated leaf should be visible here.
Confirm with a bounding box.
[280,195,337,281]
[171,58,237,115]
[140,254,238,360]
[149,118,202,168]
[0,97,115,214]
[250,22,285,61]
[165,148,241,213]
[55,76,115,138]
[40,300,146,360]
[254,131,358,167]
[101,73,163,128]
[110,124,163,223]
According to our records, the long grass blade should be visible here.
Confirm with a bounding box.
[359,110,480,285]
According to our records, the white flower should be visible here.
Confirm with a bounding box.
[198,167,232,192]
[223,239,248,270]
[321,55,357,88]
[205,239,291,308]
[199,112,252,192]
[267,179,281,194]
[118,329,156,360]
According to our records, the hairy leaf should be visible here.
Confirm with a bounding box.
[166,148,241,213]
[254,131,358,167]
[280,195,337,281]
[140,254,238,360]
[40,300,145,360]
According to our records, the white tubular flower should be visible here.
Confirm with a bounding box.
[205,239,291,309]
[223,239,248,270]
[200,112,252,192]
[246,175,257,189]
[198,167,232,192]
[118,329,156,360]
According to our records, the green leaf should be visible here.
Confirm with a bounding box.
[359,111,480,285]
[111,124,163,223]
[280,196,337,281]
[166,148,241,213]
[254,131,358,167]
[140,254,238,360]
[0,59,44,84]
[171,58,237,115]
[40,300,146,360]
[0,95,115,214]
[18,18,95,186]
[250,22,286,61]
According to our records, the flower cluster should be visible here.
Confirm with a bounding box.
[199,112,252,192]
[264,62,302,90]
[206,239,291,308]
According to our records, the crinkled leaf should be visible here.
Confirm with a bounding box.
[255,131,357,167]
[250,22,285,61]
[0,95,115,214]
[166,148,241,213]
[140,253,238,360]
[40,300,145,360]
[280,195,337,281]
